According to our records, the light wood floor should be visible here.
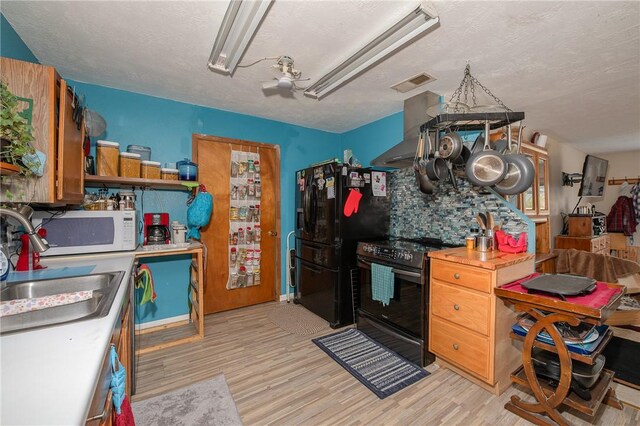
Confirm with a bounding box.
[133,302,640,425]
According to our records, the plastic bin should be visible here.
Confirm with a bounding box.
[119,152,141,178]
[96,140,120,176]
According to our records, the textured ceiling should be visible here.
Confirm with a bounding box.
[3,1,639,153]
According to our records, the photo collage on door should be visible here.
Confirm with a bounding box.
[227,150,262,289]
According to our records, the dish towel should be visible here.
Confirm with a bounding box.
[371,263,394,306]
[135,264,156,304]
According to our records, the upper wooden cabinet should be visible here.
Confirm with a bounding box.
[1,57,84,204]
[517,144,549,218]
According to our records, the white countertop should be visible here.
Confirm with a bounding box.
[0,252,136,425]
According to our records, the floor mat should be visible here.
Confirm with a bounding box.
[267,302,331,335]
[132,374,242,425]
[312,328,428,399]
[603,336,640,389]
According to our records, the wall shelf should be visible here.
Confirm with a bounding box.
[85,174,198,191]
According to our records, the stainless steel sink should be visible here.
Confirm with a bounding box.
[0,271,125,335]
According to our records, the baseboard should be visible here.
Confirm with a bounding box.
[279,294,292,302]
[137,314,190,330]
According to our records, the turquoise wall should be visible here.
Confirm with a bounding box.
[73,82,339,322]
[340,112,403,166]
[1,14,39,63]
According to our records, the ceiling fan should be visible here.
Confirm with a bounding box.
[261,56,309,93]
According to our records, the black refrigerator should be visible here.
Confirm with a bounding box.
[294,162,390,328]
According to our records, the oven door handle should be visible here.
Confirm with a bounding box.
[357,259,422,279]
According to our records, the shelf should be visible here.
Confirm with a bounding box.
[423,111,525,131]
[0,162,20,176]
[510,365,615,417]
[85,174,198,191]
[509,328,613,365]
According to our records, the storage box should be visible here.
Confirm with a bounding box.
[141,160,161,179]
[161,168,179,180]
[119,152,140,178]
[126,145,151,161]
[96,140,120,176]
[568,214,606,237]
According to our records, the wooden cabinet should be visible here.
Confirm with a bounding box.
[87,277,133,426]
[0,57,84,204]
[555,234,610,255]
[428,248,535,395]
[518,144,549,218]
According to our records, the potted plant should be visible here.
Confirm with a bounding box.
[1,79,37,176]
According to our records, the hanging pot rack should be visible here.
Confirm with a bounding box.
[420,64,525,132]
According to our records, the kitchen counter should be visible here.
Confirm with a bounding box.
[0,252,135,426]
[428,246,535,270]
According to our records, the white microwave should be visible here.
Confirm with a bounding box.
[33,210,137,256]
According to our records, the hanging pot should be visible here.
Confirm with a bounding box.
[425,132,448,181]
[452,145,471,166]
[465,121,508,186]
[438,131,464,161]
[413,130,434,194]
[494,123,535,196]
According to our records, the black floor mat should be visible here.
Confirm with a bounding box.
[602,336,640,389]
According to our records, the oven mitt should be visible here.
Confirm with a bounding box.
[343,189,363,217]
[110,345,127,415]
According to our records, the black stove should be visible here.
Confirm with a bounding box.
[355,237,460,366]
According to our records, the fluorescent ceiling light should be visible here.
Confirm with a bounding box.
[208,0,273,75]
[304,1,439,99]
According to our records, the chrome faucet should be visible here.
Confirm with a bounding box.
[0,206,49,252]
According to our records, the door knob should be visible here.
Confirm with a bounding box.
[268,230,278,236]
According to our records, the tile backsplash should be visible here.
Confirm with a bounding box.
[389,168,529,246]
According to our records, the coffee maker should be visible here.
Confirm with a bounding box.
[144,213,170,245]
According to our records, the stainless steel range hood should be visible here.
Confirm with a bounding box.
[371,90,441,168]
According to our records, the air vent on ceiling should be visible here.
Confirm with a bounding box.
[390,72,436,93]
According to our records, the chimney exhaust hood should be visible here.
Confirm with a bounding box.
[371,90,441,168]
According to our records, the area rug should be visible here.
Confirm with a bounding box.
[131,374,242,426]
[603,336,640,389]
[267,302,331,335]
[312,328,428,399]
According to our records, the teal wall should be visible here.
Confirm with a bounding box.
[340,112,403,166]
[74,83,339,323]
[1,14,39,63]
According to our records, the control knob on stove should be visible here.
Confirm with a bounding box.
[405,252,413,261]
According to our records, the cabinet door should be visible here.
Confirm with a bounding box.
[520,153,536,215]
[536,154,550,215]
[56,79,84,202]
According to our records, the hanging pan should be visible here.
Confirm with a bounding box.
[465,121,507,186]
[425,131,448,181]
[438,131,464,162]
[494,123,535,195]
[414,130,434,194]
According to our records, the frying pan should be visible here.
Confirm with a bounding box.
[465,121,507,186]
[494,124,535,195]
[425,132,448,181]
[438,132,464,162]
[414,131,435,194]
[452,145,471,166]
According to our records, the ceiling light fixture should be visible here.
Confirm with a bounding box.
[304,1,439,100]
[208,0,273,75]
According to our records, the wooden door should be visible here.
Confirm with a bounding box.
[193,134,280,314]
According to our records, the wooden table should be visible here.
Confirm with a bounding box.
[134,243,205,354]
[495,279,625,425]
